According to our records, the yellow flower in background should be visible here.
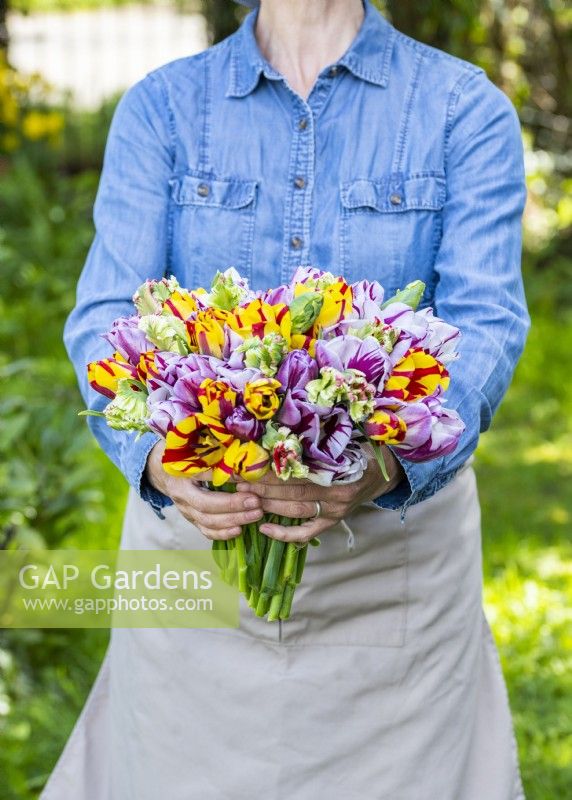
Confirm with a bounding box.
[0,54,65,153]
[244,378,282,420]
[213,440,270,486]
[227,300,292,343]
[385,348,450,402]
[21,110,64,141]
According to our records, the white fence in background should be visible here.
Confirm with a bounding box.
[8,3,208,108]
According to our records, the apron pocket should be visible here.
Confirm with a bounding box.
[280,504,409,648]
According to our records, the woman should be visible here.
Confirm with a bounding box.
[42,0,529,797]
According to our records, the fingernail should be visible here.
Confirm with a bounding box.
[243,497,259,510]
[248,510,263,521]
[259,525,271,534]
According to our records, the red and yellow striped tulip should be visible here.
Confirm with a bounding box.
[364,409,407,444]
[162,413,234,478]
[295,279,353,332]
[243,378,282,420]
[227,300,292,343]
[212,440,270,486]
[384,348,450,402]
[136,350,159,382]
[197,378,237,419]
[162,289,200,320]
[185,308,229,358]
[88,356,137,399]
[290,333,317,357]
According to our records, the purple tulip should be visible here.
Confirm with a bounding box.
[222,328,247,368]
[146,387,193,437]
[306,441,368,486]
[410,308,461,364]
[277,393,327,433]
[290,266,330,286]
[224,406,265,441]
[394,397,465,462]
[259,284,294,306]
[315,335,390,384]
[214,364,264,393]
[103,316,154,365]
[276,350,319,391]
[301,407,352,466]
[165,356,220,409]
[351,280,385,318]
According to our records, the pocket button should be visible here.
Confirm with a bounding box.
[196,183,210,197]
[389,193,402,205]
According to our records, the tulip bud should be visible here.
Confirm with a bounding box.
[138,314,190,355]
[380,280,425,311]
[237,333,288,377]
[289,291,324,334]
[208,268,249,311]
[133,276,180,316]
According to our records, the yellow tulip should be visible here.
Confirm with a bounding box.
[243,378,282,420]
[213,440,270,486]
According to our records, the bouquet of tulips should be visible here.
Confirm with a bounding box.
[84,267,465,620]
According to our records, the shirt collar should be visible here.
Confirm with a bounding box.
[226,0,396,98]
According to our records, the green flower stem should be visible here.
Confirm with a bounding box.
[278,583,296,620]
[255,590,272,617]
[295,543,308,584]
[282,540,299,583]
[260,537,286,595]
[267,551,288,621]
[234,530,248,595]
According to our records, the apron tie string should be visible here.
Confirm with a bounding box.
[340,519,355,552]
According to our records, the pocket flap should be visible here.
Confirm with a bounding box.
[169,172,257,209]
[341,172,446,212]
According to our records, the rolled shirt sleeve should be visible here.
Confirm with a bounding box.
[63,72,174,516]
[374,71,531,517]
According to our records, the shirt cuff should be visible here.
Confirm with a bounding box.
[372,449,444,520]
[121,431,173,519]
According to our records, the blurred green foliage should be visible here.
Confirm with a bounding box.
[0,1,571,798]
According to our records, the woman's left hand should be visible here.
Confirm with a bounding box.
[235,446,406,543]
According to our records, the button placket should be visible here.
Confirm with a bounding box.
[281,96,315,282]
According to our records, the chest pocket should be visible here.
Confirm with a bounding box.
[340,172,446,298]
[169,170,258,290]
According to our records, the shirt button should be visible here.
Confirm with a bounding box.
[290,236,303,249]
[298,118,308,130]
[389,193,402,205]
[294,177,306,189]
[197,183,210,197]
[328,66,339,77]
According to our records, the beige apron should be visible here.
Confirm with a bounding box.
[41,457,525,799]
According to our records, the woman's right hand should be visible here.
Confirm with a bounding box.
[145,441,264,540]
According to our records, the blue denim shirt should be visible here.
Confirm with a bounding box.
[64,0,530,520]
